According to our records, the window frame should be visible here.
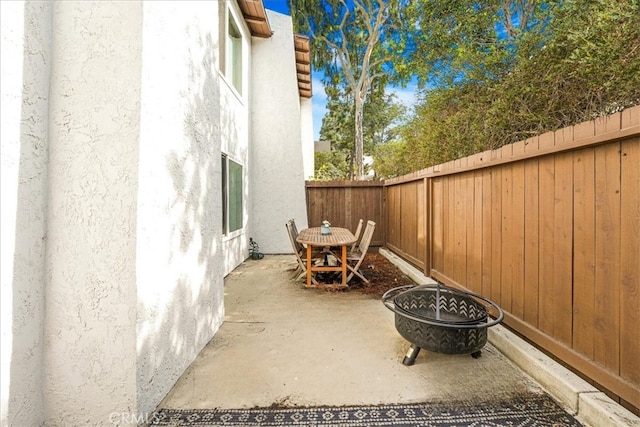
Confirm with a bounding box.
[219,3,246,98]
[221,153,244,237]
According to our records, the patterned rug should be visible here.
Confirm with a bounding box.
[150,393,582,426]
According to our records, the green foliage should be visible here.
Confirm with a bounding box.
[406,0,548,87]
[319,83,407,179]
[297,0,640,179]
[375,0,640,177]
[291,0,413,178]
[372,140,415,179]
[290,0,411,87]
[313,151,349,181]
[321,84,406,149]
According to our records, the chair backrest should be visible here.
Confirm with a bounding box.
[355,220,376,257]
[346,220,376,284]
[288,218,305,254]
[285,220,306,267]
[350,219,364,252]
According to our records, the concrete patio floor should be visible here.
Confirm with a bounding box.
[157,253,639,427]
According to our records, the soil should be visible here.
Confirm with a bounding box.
[322,251,417,298]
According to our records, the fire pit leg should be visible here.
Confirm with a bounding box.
[402,344,421,366]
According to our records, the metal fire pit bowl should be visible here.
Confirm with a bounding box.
[382,283,504,365]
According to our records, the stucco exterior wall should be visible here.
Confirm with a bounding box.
[44,2,142,424]
[221,1,253,275]
[2,1,305,425]
[136,1,225,419]
[250,11,310,254]
[1,2,50,426]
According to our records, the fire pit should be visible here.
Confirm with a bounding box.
[382,283,503,365]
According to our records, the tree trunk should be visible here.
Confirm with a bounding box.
[354,92,365,179]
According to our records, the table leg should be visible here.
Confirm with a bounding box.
[341,245,347,286]
[306,245,312,287]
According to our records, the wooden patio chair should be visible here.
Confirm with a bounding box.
[345,220,376,284]
[285,219,320,284]
[350,219,364,252]
[325,218,364,265]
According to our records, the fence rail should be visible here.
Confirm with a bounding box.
[305,106,640,413]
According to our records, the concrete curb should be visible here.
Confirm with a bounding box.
[379,248,640,427]
[378,248,437,285]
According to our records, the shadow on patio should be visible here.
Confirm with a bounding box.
[149,255,600,426]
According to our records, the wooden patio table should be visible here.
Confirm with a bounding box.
[296,227,356,288]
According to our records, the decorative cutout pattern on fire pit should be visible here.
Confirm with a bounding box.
[394,290,488,324]
[395,314,487,355]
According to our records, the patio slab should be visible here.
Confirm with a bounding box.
[156,255,637,426]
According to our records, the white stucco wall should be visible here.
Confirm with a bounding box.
[300,97,315,180]
[44,2,142,424]
[250,10,310,254]
[7,1,231,425]
[136,1,225,419]
[1,2,50,426]
[2,1,302,425]
[221,1,253,275]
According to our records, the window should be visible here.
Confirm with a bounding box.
[219,5,244,95]
[222,154,243,235]
[227,16,243,94]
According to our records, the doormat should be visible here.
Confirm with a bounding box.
[149,392,582,426]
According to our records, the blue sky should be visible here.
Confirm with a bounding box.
[263,0,290,15]
[262,1,418,141]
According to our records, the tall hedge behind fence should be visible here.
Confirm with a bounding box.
[306,106,639,412]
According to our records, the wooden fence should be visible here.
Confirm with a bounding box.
[305,180,385,247]
[305,106,640,413]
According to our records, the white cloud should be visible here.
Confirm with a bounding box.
[388,82,419,109]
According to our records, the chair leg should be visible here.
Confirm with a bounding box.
[292,265,302,279]
[295,268,319,285]
[346,265,370,284]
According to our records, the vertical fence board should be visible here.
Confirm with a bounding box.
[444,178,454,276]
[553,152,574,345]
[468,171,483,293]
[351,188,369,228]
[405,182,419,258]
[491,168,503,304]
[432,179,443,272]
[538,156,555,336]
[573,148,596,359]
[417,179,427,271]
[511,161,526,320]
[619,138,640,386]
[454,175,468,286]
[594,144,621,374]
[501,165,514,313]
[482,169,493,297]
[524,160,540,327]
[387,185,399,248]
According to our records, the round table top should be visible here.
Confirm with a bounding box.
[296,227,356,246]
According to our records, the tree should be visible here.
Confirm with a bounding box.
[319,82,407,178]
[374,0,639,176]
[406,0,548,87]
[313,150,350,181]
[291,0,411,179]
